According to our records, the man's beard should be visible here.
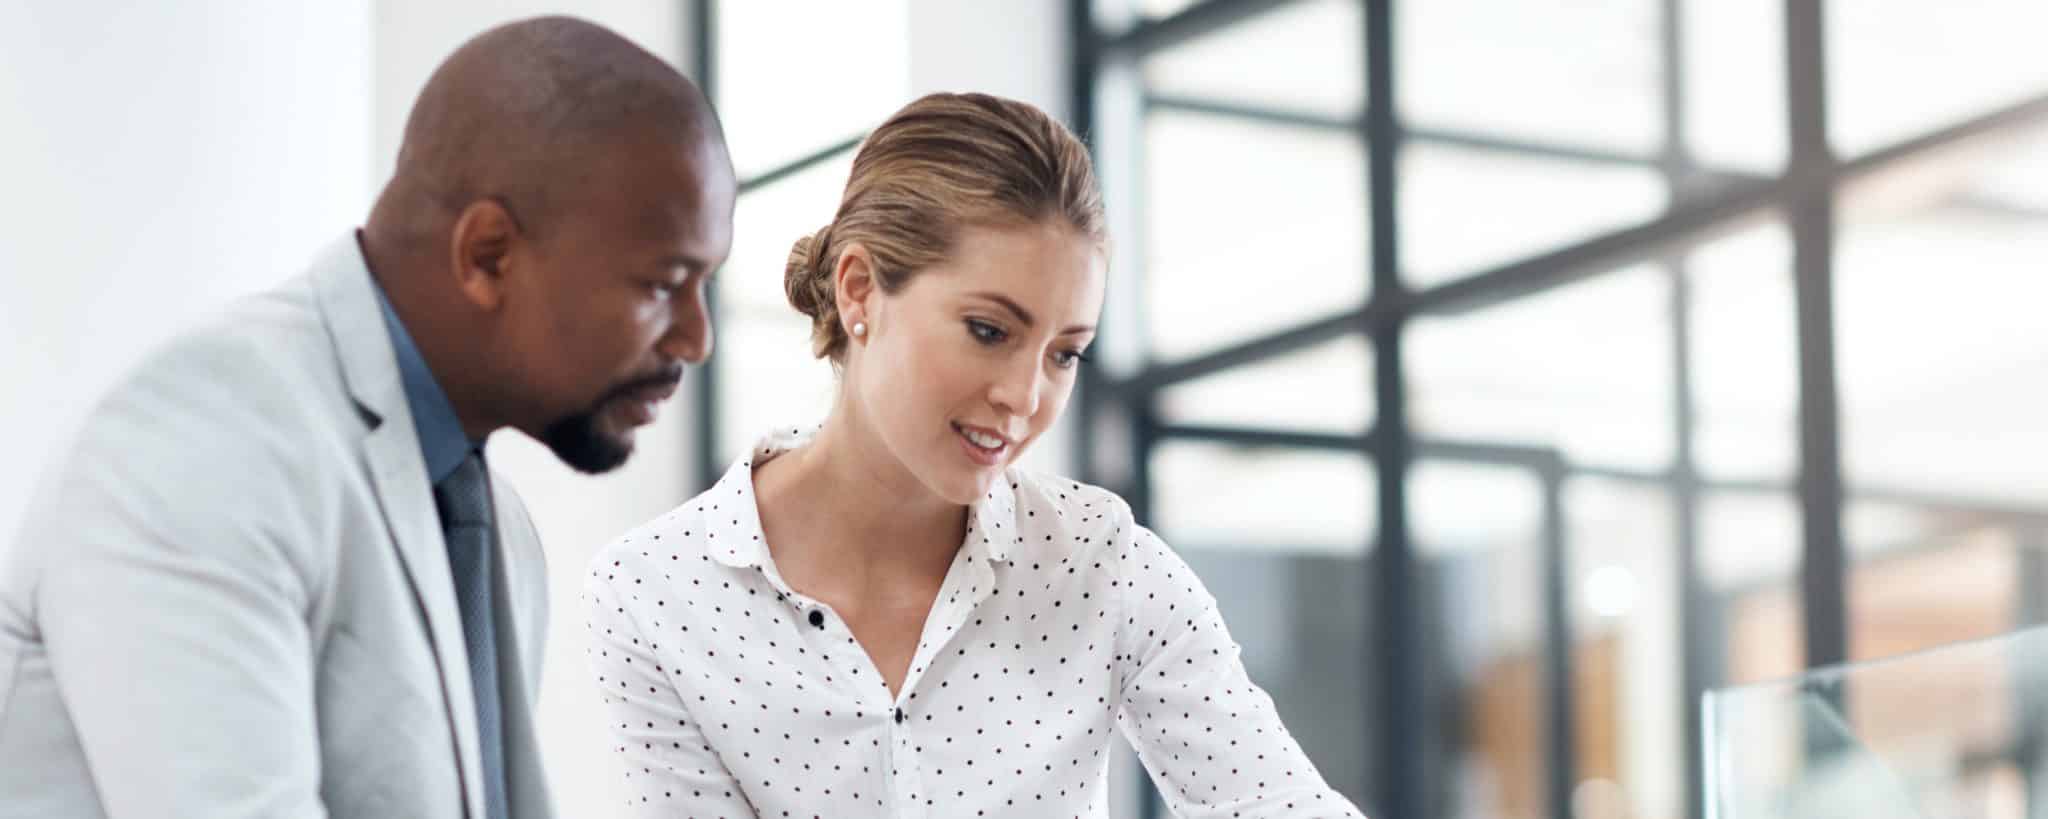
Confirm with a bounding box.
[540,367,684,474]
[539,410,632,474]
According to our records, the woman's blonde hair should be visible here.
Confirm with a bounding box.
[783,92,1106,360]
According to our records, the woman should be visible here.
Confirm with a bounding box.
[586,92,1363,818]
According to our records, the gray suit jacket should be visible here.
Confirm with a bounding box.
[0,235,555,819]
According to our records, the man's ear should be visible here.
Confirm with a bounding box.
[447,197,521,310]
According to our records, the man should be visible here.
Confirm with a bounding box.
[0,16,733,819]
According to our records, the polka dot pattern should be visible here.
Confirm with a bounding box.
[585,428,1364,817]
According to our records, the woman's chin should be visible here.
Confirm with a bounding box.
[923,464,999,507]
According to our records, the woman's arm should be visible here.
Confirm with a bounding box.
[585,567,758,818]
[1112,524,1367,819]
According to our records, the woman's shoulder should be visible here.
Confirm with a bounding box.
[998,467,1154,562]
[586,481,733,583]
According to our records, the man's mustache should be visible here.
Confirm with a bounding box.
[598,365,686,406]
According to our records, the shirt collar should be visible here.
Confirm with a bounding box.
[366,250,478,485]
[706,426,1021,570]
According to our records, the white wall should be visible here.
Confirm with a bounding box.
[0,0,375,546]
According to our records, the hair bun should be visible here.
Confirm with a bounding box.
[784,224,843,358]
[783,228,827,319]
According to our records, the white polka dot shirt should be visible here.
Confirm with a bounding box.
[585,429,1365,818]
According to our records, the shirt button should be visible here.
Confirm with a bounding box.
[894,708,906,724]
[809,610,826,629]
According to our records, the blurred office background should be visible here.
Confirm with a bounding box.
[6,2,2048,818]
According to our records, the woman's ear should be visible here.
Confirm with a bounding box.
[834,241,877,338]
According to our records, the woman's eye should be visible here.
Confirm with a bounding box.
[967,320,1006,344]
[1052,350,1090,369]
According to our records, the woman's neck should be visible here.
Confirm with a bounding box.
[755,410,967,589]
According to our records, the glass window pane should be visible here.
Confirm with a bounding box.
[712,151,855,464]
[1408,265,1675,473]
[1960,122,2048,212]
[1566,478,1683,819]
[1142,0,1363,117]
[715,1,908,179]
[1701,490,1802,686]
[1837,139,2048,505]
[1151,441,1373,553]
[1401,143,1668,289]
[1156,438,1376,808]
[1144,111,1367,360]
[1412,460,1544,819]
[1848,523,2017,663]
[1157,334,1374,434]
[1828,0,2048,159]
[1688,221,1796,482]
[1682,0,1788,172]
[1401,0,1661,156]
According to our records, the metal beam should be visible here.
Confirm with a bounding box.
[1146,92,1672,170]
[1786,0,1848,674]
[1408,174,1782,318]
[691,0,723,488]
[1146,93,1356,131]
[737,134,864,195]
[1362,2,1420,817]
[1116,310,1361,394]
[1540,460,1576,819]
[1102,0,1304,56]
[1155,423,1362,451]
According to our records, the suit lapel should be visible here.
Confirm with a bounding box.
[490,477,551,819]
[311,234,487,819]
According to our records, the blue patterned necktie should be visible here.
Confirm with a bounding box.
[434,452,507,819]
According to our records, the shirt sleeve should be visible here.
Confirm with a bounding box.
[585,565,758,819]
[1112,524,1367,819]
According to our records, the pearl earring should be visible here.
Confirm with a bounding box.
[852,321,867,338]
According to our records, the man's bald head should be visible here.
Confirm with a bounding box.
[362,16,736,475]
[385,15,729,237]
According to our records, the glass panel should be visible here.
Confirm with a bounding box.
[1836,137,2048,506]
[1408,264,1675,473]
[1401,0,1661,156]
[1401,143,1668,289]
[1144,110,1367,360]
[1827,0,2048,160]
[1175,545,1374,813]
[1702,490,1803,686]
[1688,220,1797,483]
[1142,0,1363,118]
[1958,122,2048,213]
[1157,334,1374,434]
[1682,0,1789,172]
[1705,624,2048,818]
[714,0,908,179]
[1145,440,1376,808]
[1154,437,1377,810]
[712,150,856,464]
[1150,441,1373,554]
[1568,478,1684,819]
[1412,460,1545,819]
